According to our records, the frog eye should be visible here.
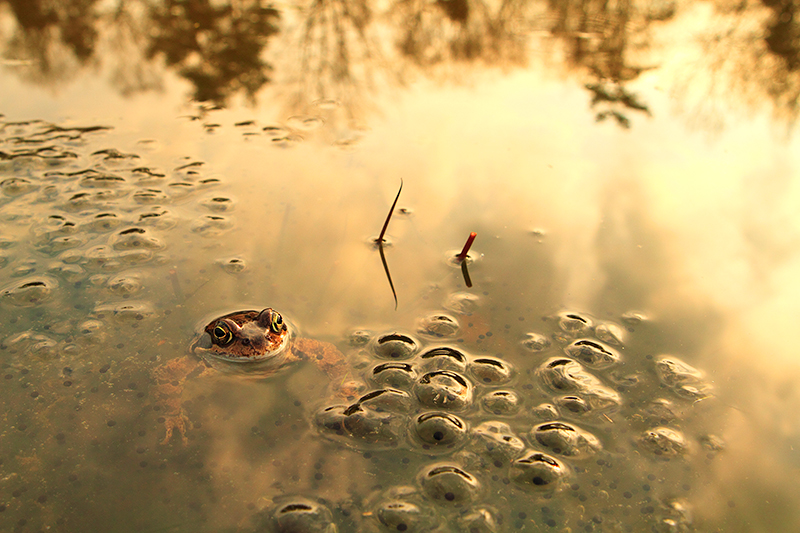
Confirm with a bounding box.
[270,312,284,334]
[212,322,234,346]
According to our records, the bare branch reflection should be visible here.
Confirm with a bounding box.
[146,0,280,104]
[0,0,799,130]
[391,0,529,68]
[282,0,387,126]
[544,0,658,127]
[672,0,800,129]
[2,0,100,85]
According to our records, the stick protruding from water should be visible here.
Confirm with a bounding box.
[456,232,477,261]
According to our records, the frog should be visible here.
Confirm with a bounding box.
[153,308,351,444]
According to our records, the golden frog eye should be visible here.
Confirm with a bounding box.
[212,322,234,346]
[270,312,284,334]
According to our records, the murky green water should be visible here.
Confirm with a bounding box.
[2,0,800,531]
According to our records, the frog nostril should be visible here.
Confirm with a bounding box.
[241,338,250,346]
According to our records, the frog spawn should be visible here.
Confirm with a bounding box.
[0,120,254,531]
[308,308,714,532]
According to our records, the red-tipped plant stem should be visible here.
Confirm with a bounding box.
[456,232,477,261]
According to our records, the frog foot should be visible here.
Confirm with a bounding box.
[161,411,190,445]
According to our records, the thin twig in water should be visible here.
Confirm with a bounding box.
[378,180,402,309]
[460,260,472,288]
[456,232,477,287]
[456,232,477,261]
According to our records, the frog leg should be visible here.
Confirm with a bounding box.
[152,355,212,445]
[292,338,362,399]
[160,407,190,445]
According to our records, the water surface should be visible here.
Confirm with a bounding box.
[1,1,800,531]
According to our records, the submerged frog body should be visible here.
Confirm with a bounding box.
[154,308,348,444]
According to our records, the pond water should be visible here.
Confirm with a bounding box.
[2,0,800,531]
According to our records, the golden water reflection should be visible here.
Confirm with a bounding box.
[0,0,798,128]
[1,0,800,532]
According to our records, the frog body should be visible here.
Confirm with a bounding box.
[154,308,347,444]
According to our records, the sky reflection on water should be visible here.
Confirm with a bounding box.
[1,0,800,531]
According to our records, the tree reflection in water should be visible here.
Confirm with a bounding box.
[146,0,279,104]
[0,0,798,129]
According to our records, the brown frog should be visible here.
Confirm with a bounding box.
[153,308,350,444]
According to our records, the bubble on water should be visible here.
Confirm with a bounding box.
[469,357,513,384]
[61,190,124,211]
[621,311,648,325]
[137,208,177,229]
[442,292,481,315]
[419,463,481,504]
[654,498,693,533]
[481,390,521,415]
[263,125,291,139]
[12,260,37,276]
[510,450,569,491]
[1,177,38,196]
[111,228,164,250]
[457,507,499,533]
[414,370,473,411]
[354,388,413,413]
[560,387,621,416]
[1,276,58,306]
[272,133,305,147]
[315,404,404,448]
[47,262,86,283]
[79,173,126,188]
[165,181,196,198]
[118,249,155,265]
[374,499,431,532]
[564,339,620,368]
[370,362,418,389]
[654,357,712,400]
[417,347,468,372]
[638,427,688,456]
[595,322,625,345]
[0,235,15,249]
[82,245,121,270]
[132,188,168,204]
[348,329,372,346]
[76,319,104,344]
[93,301,154,322]
[286,115,325,131]
[191,215,232,236]
[218,256,246,273]
[557,312,593,336]
[412,412,468,448]
[471,421,525,463]
[130,166,166,182]
[530,421,601,458]
[417,313,459,338]
[554,395,589,415]
[106,272,142,296]
[520,332,550,352]
[85,212,122,232]
[91,148,140,162]
[33,225,77,250]
[372,333,419,360]
[537,357,598,393]
[266,497,336,533]
[644,398,679,424]
[199,196,234,212]
[36,235,87,255]
[531,403,559,421]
